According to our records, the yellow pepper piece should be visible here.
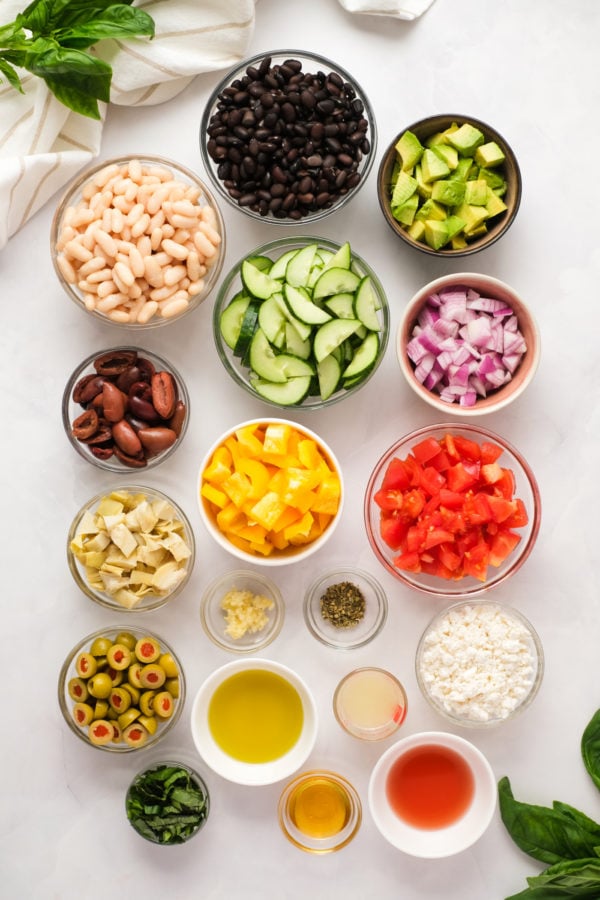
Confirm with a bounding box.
[249,491,288,530]
[203,454,232,484]
[235,425,264,457]
[216,503,246,532]
[284,511,314,543]
[222,471,252,507]
[311,474,341,515]
[201,482,228,509]
[263,422,292,455]
[236,458,270,499]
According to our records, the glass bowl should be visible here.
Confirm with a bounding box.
[51,154,225,328]
[67,484,195,612]
[415,599,544,727]
[364,423,541,597]
[198,417,343,567]
[58,625,185,752]
[377,114,521,258]
[397,273,540,416]
[200,49,377,224]
[212,235,389,410]
[303,567,387,649]
[62,346,190,471]
[368,731,496,857]
[200,569,285,653]
[126,759,210,844]
[333,668,407,741]
[278,770,362,854]
[190,657,318,786]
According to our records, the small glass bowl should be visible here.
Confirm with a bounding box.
[58,625,185,753]
[278,770,362,854]
[212,236,389,410]
[303,567,387,649]
[51,154,225,328]
[377,113,521,258]
[397,273,540,417]
[67,484,195,612]
[200,569,285,653]
[415,599,544,727]
[333,668,407,741]
[126,759,210,844]
[364,423,541,597]
[200,49,377,225]
[62,346,190,472]
[198,417,343,567]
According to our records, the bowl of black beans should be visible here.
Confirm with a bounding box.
[200,49,377,224]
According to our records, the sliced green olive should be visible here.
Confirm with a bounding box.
[158,652,179,679]
[106,643,132,670]
[92,699,109,720]
[127,662,144,688]
[109,687,131,714]
[122,682,140,705]
[87,672,113,699]
[153,691,174,719]
[165,676,180,699]
[139,663,166,690]
[88,719,114,746]
[72,702,94,727]
[138,714,157,735]
[115,631,137,651]
[89,636,113,657]
[122,722,149,748]
[139,690,156,717]
[118,707,141,730]
[135,636,161,664]
[75,651,97,679]
[68,677,88,702]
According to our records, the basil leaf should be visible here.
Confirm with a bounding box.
[57,6,155,49]
[16,0,51,32]
[552,802,600,848]
[27,47,112,117]
[582,709,600,791]
[498,777,600,865]
[0,57,24,91]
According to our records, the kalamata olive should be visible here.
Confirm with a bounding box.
[128,382,161,424]
[168,400,186,436]
[137,427,177,456]
[72,409,99,440]
[72,374,105,405]
[112,419,143,456]
[93,350,138,376]
[151,371,177,419]
[102,382,127,423]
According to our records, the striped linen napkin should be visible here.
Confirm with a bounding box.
[338,0,435,17]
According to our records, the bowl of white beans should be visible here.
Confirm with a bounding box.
[51,155,226,328]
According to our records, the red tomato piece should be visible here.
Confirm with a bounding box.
[403,488,426,519]
[504,498,529,528]
[394,550,422,572]
[381,457,411,491]
[481,462,503,484]
[374,488,404,511]
[487,495,517,524]
[494,468,516,499]
[412,437,443,465]
[446,462,478,493]
[489,529,521,567]
[439,488,464,509]
[423,528,455,550]
[481,441,504,465]
[438,543,462,572]
[452,435,482,461]
[419,465,446,497]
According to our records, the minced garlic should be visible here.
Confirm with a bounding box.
[221,588,274,639]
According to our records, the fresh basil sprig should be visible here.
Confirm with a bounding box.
[0,0,155,118]
[499,708,600,898]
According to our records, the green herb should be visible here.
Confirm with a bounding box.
[126,763,209,845]
[499,708,600,898]
[0,0,155,119]
[320,581,366,628]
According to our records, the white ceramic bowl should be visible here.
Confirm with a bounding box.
[190,658,318,786]
[368,731,496,857]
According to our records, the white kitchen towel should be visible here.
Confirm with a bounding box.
[0,0,255,250]
[337,0,435,18]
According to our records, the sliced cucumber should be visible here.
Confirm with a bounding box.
[274,293,312,341]
[342,331,380,380]
[316,354,342,401]
[241,260,280,299]
[325,292,355,319]
[354,276,382,331]
[268,248,297,280]
[283,283,332,325]
[233,301,260,358]
[250,375,312,406]
[312,266,361,299]
[313,317,362,362]
[321,240,352,271]
[284,322,312,359]
[258,295,287,347]
[285,243,319,288]
[246,254,273,273]
[249,328,287,382]
[220,293,251,349]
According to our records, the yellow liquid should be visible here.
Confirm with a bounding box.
[288,776,351,838]
[208,669,304,763]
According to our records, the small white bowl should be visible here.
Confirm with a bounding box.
[190,658,318,786]
[368,731,496,857]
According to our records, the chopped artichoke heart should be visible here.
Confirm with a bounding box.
[96,498,124,517]
[152,499,176,521]
[136,546,168,568]
[129,570,157,586]
[98,572,130,593]
[125,500,158,533]
[153,563,186,592]
[78,509,99,534]
[80,532,111,552]
[113,588,143,610]
[160,532,192,562]
[109,523,138,557]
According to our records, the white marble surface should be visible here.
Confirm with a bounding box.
[3,1,600,897]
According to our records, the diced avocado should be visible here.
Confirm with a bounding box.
[478,167,506,192]
[466,224,488,239]
[390,170,417,208]
[408,220,426,242]
[415,198,447,223]
[446,123,485,157]
[392,193,419,226]
[464,179,489,206]
[431,179,466,207]
[395,130,424,171]
[485,188,508,218]
[425,131,451,148]
[453,203,489,234]
[449,157,475,182]
[445,215,467,241]
[421,148,450,183]
[474,141,506,168]
[424,219,449,250]
[414,165,433,199]
[432,143,459,171]
[451,233,468,250]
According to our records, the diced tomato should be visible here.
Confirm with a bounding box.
[379,513,409,550]
[438,543,462,572]
[402,454,422,487]
[439,488,465,509]
[428,448,451,472]
[412,437,443,465]
[374,488,404,511]
[406,523,427,553]
[452,435,482,461]
[487,495,517,524]
[419,465,446,497]
[423,494,442,516]
[504,498,529,528]
[463,492,492,524]
[494,468,516,499]
[489,529,521,567]
[481,462,503,484]
[403,489,426,519]
[423,528,455,550]
[381,457,411,491]
[394,551,421,572]
[446,462,478,493]
[481,441,504,465]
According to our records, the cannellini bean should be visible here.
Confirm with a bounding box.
[198,219,221,245]
[162,238,188,260]
[97,292,128,312]
[56,255,77,283]
[94,228,118,258]
[136,300,159,324]
[86,267,113,284]
[163,264,187,287]
[193,230,217,258]
[108,309,131,323]
[150,283,179,303]
[128,246,146,278]
[131,213,151,238]
[144,256,164,288]
[64,239,94,262]
[160,295,190,318]
[97,279,118,299]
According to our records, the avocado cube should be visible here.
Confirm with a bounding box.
[464,179,489,206]
[414,164,433,199]
[474,141,506,168]
[478,167,506,192]
[392,193,419,226]
[449,157,474,183]
[447,123,485,157]
[451,233,468,250]
[445,215,467,241]
[453,203,489,234]
[424,219,450,250]
[431,179,466,207]
[485,188,508,218]
[432,143,459,171]
[425,131,450,148]
[395,130,424,171]
[421,149,450,184]
[415,198,447,223]
[407,219,426,242]
[390,170,417,209]
[466,224,488,239]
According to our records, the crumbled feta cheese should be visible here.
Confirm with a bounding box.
[418,603,538,722]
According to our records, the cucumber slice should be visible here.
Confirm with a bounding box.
[285,243,319,287]
[233,301,260,358]
[342,331,380,380]
[316,354,342,401]
[312,267,361,300]
[219,294,251,349]
[246,254,273,273]
[313,318,362,362]
[325,292,355,319]
[250,375,312,406]
[241,260,280,299]
[258,295,287,347]
[354,276,382,332]
[248,328,287,383]
[321,241,352,271]
[284,322,312,359]
[273,293,312,341]
[268,248,297,280]
[283,283,332,325]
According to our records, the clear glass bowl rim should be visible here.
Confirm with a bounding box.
[199,567,286,652]
[125,758,210,844]
[278,768,362,853]
[303,566,388,649]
